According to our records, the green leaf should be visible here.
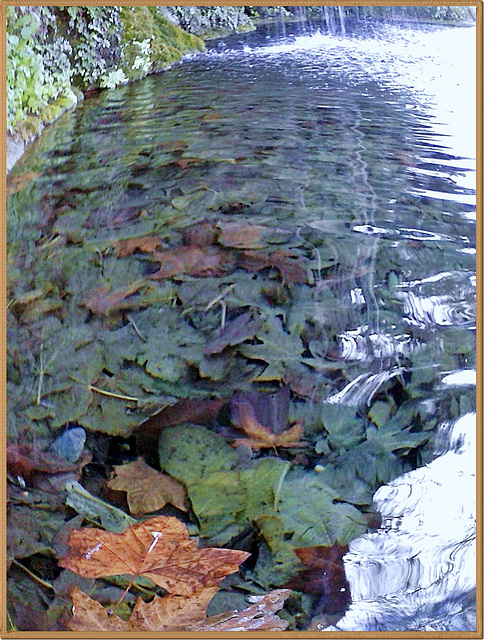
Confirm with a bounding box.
[318,403,366,449]
[65,481,136,533]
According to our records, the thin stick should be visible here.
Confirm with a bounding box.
[36,334,44,405]
[11,559,54,592]
[205,284,235,311]
[273,462,291,512]
[127,314,147,342]
[7,609,16,631]
[220,300,227,329]
[88,386,139,403]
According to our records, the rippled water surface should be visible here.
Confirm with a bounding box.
[8,19,477,631]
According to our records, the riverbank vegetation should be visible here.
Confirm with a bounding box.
[7,5,475,146]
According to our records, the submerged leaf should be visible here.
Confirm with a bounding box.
[114,235,164,258]
[83,280,148,316]
[130,587,219,631]
[58,515,249,596]
[284,545,351,614]
[237,250,308,283]
[205,311,263,355]
[231,397,304,449]
[217,223,267,249]
[149,246,235,279]
[67,586,289,632]
[188,589,290,631]
[108,457,187,515]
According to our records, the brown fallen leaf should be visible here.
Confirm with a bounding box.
[231,398,305,449]
[83,280,147,315]
[175,157,205,170]
[205,311,263,355]
[68,586,217,631]
[237,250,308,283]
[129,586,218,631]
[68,587,131,631]
[68,586,289,632]
[58,515,250,596]
[113,235,164,258]
[217,223,267,249]
[182,219,218,247]
[85,207,145,229]
[149,246,235,279]
[284,545,350,616]
[108,457,187,516]
[135,398,225,460]
[7,444,91,491]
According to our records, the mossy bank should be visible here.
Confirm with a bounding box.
[6,6,254,173]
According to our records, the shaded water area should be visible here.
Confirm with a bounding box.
[7,20,476,631]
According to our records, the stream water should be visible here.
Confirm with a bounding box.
[7,19,477,631]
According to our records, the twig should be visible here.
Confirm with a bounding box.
[11,558,55,592]
[88,385,139,403]
[127,314,147,342]
[220,300,227,329]
[7,609,16,631]
[273,462,291,512]
[36,332,44,405]
[205,284,236,311]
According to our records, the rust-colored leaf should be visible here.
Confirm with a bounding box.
[108,457,187,516]
[175,157,204,170]
[188,589,291,631]
[130,586,218,631]
[85,207,145,229]
[114,235,164,258]
[149,246,234,279]
[237,250,308,283]
[67,586,289,632]
[218,223,267,249]
[231,398,304,450]
[83,280,147,315]
[68,587,131,631]
[7,444,90,490]
[284,544,350,615]
[182,219,218,247]
[58,516,249,596]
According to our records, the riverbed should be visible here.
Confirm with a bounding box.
[7,18,477,631]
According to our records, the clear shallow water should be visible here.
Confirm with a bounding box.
[7,20,476,631]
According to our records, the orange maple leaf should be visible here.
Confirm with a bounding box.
[58,516,249,596]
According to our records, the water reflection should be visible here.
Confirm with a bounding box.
[325,413,476,632]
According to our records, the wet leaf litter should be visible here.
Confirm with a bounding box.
[6,43,458,635]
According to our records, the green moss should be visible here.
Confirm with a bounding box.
[13,90,76,141]
[120,7,204,82]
